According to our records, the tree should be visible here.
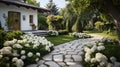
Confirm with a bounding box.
[59,3,77,32]
[66,0,120,45]
[47,15,63,30]
[27,0,40,6]
[19,0,40,6]
[46,0,59,15]
[60,1,94,33]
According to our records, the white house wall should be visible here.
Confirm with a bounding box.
[0,2,38,30]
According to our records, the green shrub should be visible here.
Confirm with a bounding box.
[0,30,23,48]
[101,38,120,61]
[12,31,23,39]
[48,30,59,36]
[5,31,23,40]
[82,38,120,67]
[58,30,68,35]
[38,16,48,30]
[0,33,54,66]
[47,15,63,30]
[70,32,91,38]
[0,30,6,48]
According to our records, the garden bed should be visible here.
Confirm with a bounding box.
[0,31,54,67]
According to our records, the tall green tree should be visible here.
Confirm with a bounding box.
[66,0,120,45]
[60,1,94,32]
[46,0,59,15]
[59,3,77,32]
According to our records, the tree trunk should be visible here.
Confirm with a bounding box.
[104,0,120,45]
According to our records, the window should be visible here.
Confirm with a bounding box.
[29,15,33,23]
[23,15,26,21]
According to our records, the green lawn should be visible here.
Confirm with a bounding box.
[46,35,78,46]
[84,31,118,41]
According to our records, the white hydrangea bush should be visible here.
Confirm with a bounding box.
[0,32,54,67]
[69,32,91,38]
[82,38,120,67]
[48,30,59,36]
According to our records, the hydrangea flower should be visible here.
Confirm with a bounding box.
[36,52,40,57]
[13,44,23,49]
[99,61,108,67]
[25,44,30,47]
[110,56,117,63]
[95,53,108,62]
[85,56,91,62]
[45,46,50,51]
[91,58,97,63]
[27,52,33,57]
[91,45,97,52]
[98,42,104,45]
[35,58,39,62]
[12,57,18,62]
[0,46,12,54]
[71,32,91,38]
[84,46,90,52]
[16,59,24,67]
[48,30,59,36]
[0,32,54,67]
[17,40,23,44]
[13,50,19,56]
[21,55,26,60]
[97,45,105,51]
[20,50,25,55]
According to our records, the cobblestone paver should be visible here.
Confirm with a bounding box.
[27,35,103,67]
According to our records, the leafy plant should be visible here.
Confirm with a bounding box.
[38,16,48,30]
[0,33,54,66]
[0,30,23,48]
[47,15,63,30]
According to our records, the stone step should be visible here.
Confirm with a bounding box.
[23,30,49,36]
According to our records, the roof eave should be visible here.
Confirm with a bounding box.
[0,0,50,12]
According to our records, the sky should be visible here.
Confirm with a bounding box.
[36,0,67,9]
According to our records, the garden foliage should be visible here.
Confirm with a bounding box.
[70,32,91,39]
[0,30,23,48]
[0,32,54,67]
[48,30,59,36]
[47,15,63,30]
[82,38,120,67]
[38,16,48,30]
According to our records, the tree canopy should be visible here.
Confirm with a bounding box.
[46,0,59,15]
[19,0,40,6]
[66,0,120,45]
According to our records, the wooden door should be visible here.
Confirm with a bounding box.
[8,11,20,30]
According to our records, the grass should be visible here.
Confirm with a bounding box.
[84,30,118,41]
[46,35,78,46]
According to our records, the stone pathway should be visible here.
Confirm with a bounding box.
[27,35,103,67]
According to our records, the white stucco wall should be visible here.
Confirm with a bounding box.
[0,2,38,30]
